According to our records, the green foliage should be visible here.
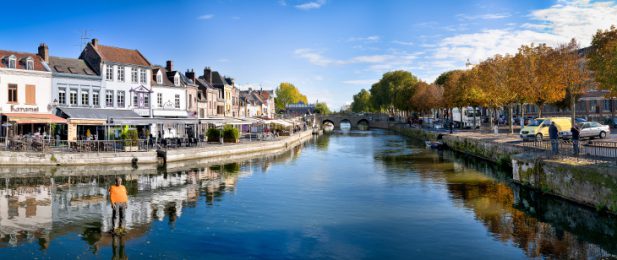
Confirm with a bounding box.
[121,129,138,147]
[351,89,373,112]
[274,82,308,112]
[370,70,419,112]
[314,102,331,114]
[207,128,221,141]
[223,125,239,142]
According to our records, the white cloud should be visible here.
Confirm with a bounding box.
[295,0,326,10]
[342,79,377,85]
[430,0,617,70]
[457,13,511,20]
[348,35,380,42]
[197,14,214,20]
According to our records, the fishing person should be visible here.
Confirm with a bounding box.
[109,177,128,233]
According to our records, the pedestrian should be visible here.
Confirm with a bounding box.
[109,177,128,233]
[571,124,580,156]
[549,121,559,155]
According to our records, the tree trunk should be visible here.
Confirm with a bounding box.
[570,96,576,126]
[509,104,514,134]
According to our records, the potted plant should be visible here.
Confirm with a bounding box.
[223,125,239,143]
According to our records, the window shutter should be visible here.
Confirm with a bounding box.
[25,85,36,105]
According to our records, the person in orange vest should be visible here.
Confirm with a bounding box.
[109,177,128,232]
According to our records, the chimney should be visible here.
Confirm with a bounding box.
[185,69,195,81]
[91,38,98,47]
[38,43,49,62]
[166,60,173,72]
[204,67,212,84]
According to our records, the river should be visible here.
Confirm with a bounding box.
[1,129,616,259]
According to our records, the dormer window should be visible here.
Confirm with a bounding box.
[156,72,163,84]
[25,57,34,70]
[7,55,16,69]
[174,75,180,86]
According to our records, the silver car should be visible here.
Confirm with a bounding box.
[561,121,610,139]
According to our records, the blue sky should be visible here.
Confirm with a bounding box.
[1,0,616,109]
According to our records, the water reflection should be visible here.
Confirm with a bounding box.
[375,144,617,258]
[0,142,305,255]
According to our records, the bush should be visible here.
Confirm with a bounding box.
[223,125,239,142]
[207,128,221,142]
[122,129,139,147]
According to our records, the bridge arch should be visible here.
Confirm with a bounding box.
[357,119,370,130]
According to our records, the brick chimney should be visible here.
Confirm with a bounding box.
[38,43,49,62]
[185,69,195,81]
[204,67,212,84]
[91,38,98,47]
[166,60,173,72]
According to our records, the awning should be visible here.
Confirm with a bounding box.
[2,113,67,124]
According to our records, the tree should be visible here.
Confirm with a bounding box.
[588,26,617,118]
[351,89,373,112]
[314,102,331,114]
[553,39,593,124]
[370,70,419,113]
[274,82,308,112]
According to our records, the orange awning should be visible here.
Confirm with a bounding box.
[2,113,67,124]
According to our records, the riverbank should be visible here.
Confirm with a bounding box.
[389,124,617,214]
[0,130,314,166]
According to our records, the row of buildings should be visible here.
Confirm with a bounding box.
[0,39,275,141]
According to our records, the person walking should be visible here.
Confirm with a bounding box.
[109,177,128,233]
[571,124,580,156]
[549,121,559,155]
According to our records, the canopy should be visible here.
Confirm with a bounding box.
[2,113,67,124]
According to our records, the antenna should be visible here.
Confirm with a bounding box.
[79,30,91,51]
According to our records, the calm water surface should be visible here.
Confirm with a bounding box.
[1,130,617,259]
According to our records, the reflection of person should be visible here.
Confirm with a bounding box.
[549,122,559,155]
[109,177,128,232]
[571,124,580,156]
[112,235,128,260]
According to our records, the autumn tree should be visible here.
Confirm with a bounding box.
[553,39,593,124]
[274,82,308,112]
[588,26,617,118]
[351,89,374,112]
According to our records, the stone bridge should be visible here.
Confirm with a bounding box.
[316,114,389,130]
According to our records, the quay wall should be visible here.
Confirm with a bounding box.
[388,124,617,214]
[0,130,313,166]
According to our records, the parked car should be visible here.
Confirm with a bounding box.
[520,117,571,141]
[561,121,610,140]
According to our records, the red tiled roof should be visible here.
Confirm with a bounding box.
[0,50,47,71]
[94,44,151,67]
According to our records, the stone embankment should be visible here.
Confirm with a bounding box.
[390,124,617,214]
[0,130,313,166]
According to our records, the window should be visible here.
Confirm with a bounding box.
[26,59,34,70]
[82,90,89,106]
[70,90,78,105]
[106,90,114,107]
[117,66,125,82]
[175,94,180,108]
[140,69,146,83]
[25,85,35,105]
[8,84,17,103]
[106,65,114,81]
[8,55,16,69]
[157,93,163,107]
[131,67,138,83]
[156,73,162,84]
[117,91,125,107]
[93,91,99,106]
[58,89,66,105]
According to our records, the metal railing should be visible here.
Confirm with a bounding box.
[517,139,617,165]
